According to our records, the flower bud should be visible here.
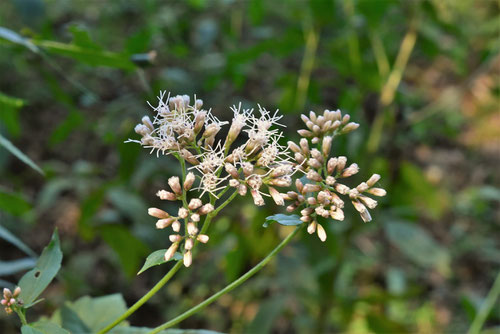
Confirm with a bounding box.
[306,170,322,182]
[336,156,347,172]
[178,207,189,219]
[187,222,198,235]
[297,129,313,137]
[13,287,20,298]
[168,176,182,195]
[135,124,151,136]
[169,234,182,242]
[238,184,247,196]
[307,158,322,169]
[367,187,386,197]
[185,238,194,250]
[359,195,378,209]
[341,122,359,134]
[322,136,332,156]
[172,220,181,232]
[198,203,214,215]
[327,158,338,174]
[341,163,359,177]
[156,218,174,229]
[250,189,265,206]
[356,182,369,193]
[188,198,203,210]
[3,289,12,300]
[191,213,200,222]
[184,172,196,190]
[295,179,304,193]
[307,221,317,234]
[229,179,239,187]
[334,183,350,194]
[195,99,203,110]
[366,174,381,187]
[142,116,154,131]
[342,114,350,124]
[268,187,284,206]
[225,163,239,178]
[194,111,206,134]
[303,184,321,193]
[310,149,323,162]
[299,138,310,156]
[183,250,192,267]
[164,243,179,261]
[157,190,177,201]
[330,208,345,221]
[197,234,209,243]
[325,176,336,185]
[317,224,327,242]
[288,141,301,153]
[203,123,220,138]
[148,208,169,219]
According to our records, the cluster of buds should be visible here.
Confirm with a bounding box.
[1,287,21,314]
[286,109,386,241]
[132,92,386,261]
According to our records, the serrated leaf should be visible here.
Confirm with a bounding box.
[0,224,36,257]
[21,321,70,334]
[0,134,44,175]
[18,229,62,306]
[138,250,182,275]
[263,214,303,228]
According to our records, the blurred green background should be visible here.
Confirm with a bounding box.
[1,0,499,333]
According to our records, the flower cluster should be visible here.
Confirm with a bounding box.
[1,287,21,314]
[286,109,386,241]
[132,92,386,266]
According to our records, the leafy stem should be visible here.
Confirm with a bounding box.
[149,224,303,333]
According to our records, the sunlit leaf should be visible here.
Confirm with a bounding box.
[18,229,62,306]
[138,250,182,275]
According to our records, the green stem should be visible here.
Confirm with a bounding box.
[211,190,239,217]
[149,225,303,334]
[98,260,183,334]
[467,270,500,334]
[15,308,27,326]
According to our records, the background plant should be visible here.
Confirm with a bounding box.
[1,0,499,333]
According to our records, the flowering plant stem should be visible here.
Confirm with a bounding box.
[149,224,303,334]
[98,260,183,334]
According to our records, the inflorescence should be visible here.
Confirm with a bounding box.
[131,92,386,267]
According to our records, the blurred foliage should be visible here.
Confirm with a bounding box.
[0,0,499,333]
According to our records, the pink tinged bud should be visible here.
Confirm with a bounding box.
[188,198,203,210]
[367,187,386,197]
[301,114,310,124]
[295,179,304,193]
[341,163,359,177]
[1,299,7,306]
[181,149,200,165]
[142,116,154,131]
[183,250,192,267]
[187,222,198,235]
[342,114,350,124]
[268,187,284,206]
[157,190,177,201]
[327,158,337,174]
[316,115,325,126]
[334,183,350,195]
[242,163,254,177]
[194,111,206,134]
[172,221,181,232]
[325,176,336,185]
[349,188,360,199]
[322,136,332,156]
[198,203,214,215]
[191,213,200,222]
[366,174,381,187]
[184,172,196,190]
[250,190,265,206]
[168,176,182,195]
[229,179,239,187]
[195,99,203,109]
[337,156,347,172]
[178,207,189,219]
[360,209,372,223]
[135,124,151,136]
[286,204,297,212]
[156,218,174,229]
[3,289,12,300]
[297,129,313,137]
[312,137,319,144]
[306,121,315,130]
[310,149,323,162]
[268,176,292,187]
[225,163,239,178]
[307,197,317,205]
[306,170,322,182]
[331,120,342,131]
[341,122,359,134]
[197,234,209,243]
[308,158,322,169]
[301,207,313,216]
[312,125,321,134]
[317,224,327,242]
[330,208,345,221]
[288,141,301,153]
[164,243,179,261]
[359,195,378,209]
[303,184,321,193]
[238,184,247,196]
[203,124,220,138]
[148,208,169,219]
[299,138,310,155]
[185,238,194,250]
[356,182,369,192]
[169,234,182,243]
[294,152,305,164]
[307,221,317,234]
[300,215,311,222]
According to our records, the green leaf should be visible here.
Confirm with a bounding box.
[138,250,182,275]
[99,224,149,277]
[0,190,32,216]
[0,26,39,53]
[32,39,136,70]
[0,91,25,108]
[21,321,70,334]
[18,229,62,306]
[263,214,303,228]
[0,224,36,257]
[0,134,44,175]
[385,221,450,275]
[60,304,92,334]
[109,328,222,334]
[0,258,36,276]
